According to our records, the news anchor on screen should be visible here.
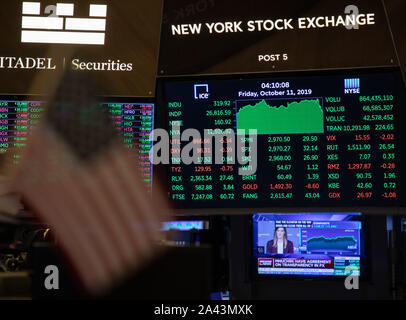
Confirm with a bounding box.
[266,227,294,254]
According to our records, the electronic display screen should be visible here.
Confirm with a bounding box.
[162,69,405,210]
[252,213,364,277]
[0,99,154,190]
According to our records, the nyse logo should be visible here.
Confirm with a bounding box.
[21,2,107,45]
[194,84,209,99]
[344,78,360,94]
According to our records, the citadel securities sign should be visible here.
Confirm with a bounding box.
[158,0,399,76]
[0,1,163,96]
[71,58,133,71]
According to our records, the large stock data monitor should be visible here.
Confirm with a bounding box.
[252,213,365,277]
[163,68,405,211]
[0,99,154,190]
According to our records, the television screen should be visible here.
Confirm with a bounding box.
[252,213,364,277]
[162,68,405,210]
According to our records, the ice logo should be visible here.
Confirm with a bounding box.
[194,84,209,99]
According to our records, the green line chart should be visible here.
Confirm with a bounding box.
[236,98,324,134]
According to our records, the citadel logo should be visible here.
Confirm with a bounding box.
[0,56,56,70]
[21,2,107,45]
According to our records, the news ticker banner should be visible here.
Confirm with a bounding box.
[0,0,163,96]
[158,0,398,76]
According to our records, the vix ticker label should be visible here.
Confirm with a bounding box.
[21,2,107,45]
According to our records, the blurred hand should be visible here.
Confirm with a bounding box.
[0,175,22,215]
